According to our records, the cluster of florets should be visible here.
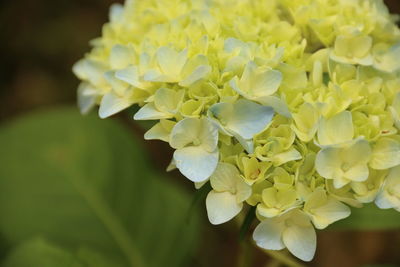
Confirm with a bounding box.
[74,0,400,261]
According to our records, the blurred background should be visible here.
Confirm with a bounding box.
[0,1,399,267]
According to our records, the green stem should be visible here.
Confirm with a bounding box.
[264,250,307,267]
[67,168,145,267]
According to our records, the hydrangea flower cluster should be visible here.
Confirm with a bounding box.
[74,0,400,261]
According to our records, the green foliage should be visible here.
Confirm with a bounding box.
[2,238,84,267]
[330,203,400,231]
[0,107,200,267]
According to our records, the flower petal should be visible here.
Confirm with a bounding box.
[77,83,97,115]
[134,103,172,120]
[210,163,239,192]
[99,92,133,119]
[115,66,144,89]
[370,137,400,170]
[253,219,285,250]
[282,222,316,262]
[173,146,219,182]
[109,44,135,70]
[206,191,243,225]
[317,111,354,146]
[257,96,291,118]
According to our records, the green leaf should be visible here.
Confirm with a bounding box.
[0,107,200,267]
[329,203,400,230]
[2,238,125,267]
[2,238,84,267]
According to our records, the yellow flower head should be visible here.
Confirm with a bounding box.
[74,0,400,262]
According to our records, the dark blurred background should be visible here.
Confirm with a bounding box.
[0,1,400,266]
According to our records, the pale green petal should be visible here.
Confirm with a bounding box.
[282,222,316,262]
[180,65,211,87]
[173,146,219,182]
[236,179,252,203]
[109,3,123,22]
[234,134,254,154]
[373,43,400,73]
[143,69,168,82]
[375,166,400,211]
[309,197,351,229]
[210,163,239,192]
[370,137,400,170]
[270,148,302,166]
[115,66,144,89]
[109,44,135,69]
[154,88,184,115]
[206,191,243,225]
[157,46,187,78]
[375,191,396,209]
[253,219,286,250]
[252,69,283,98]
[198,118,219,152]
[344,164,369,182]
[210,99,274,140]
[170,118,201,149]
[104,71,128,96]
[229,77,247,98]
[317,111,354,146]
[342,138,371,166]
[77,83,97,115]
[333,176,350,189]
[257,96,291,118]
[144,120,176,142]
[315,147,341,179]
[134,103,172,120]
[99,92,133,119]
[72,59,107,87]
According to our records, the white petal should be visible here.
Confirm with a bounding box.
[282,224,316,262]
[210,163,239,192]
[144,122,169,142]
[99,92,133,119]
[170,118,201,149]
[115,66,143,89]
[110,44,135,69]
[252,69,282,97]
[77,83,97,115]
[253,219,285,250]
[257,96,292,118]
[317,111,354,146]
[173,146,219,182]
[206,191,243,225]
[133,103,171,120]
[310,198,351,229]
[109,3,124,23]
[230,100,274,139]
[179,65,211,87]
[198,118,219,152]
[157,47,187,77]
[375,191,394,209]
[104,71,128,96]
[233,134,254,154]
[143,69,162,81]
[73,59,107,87]
[210,99,274,141]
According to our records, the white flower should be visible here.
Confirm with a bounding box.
[253,209,317,262]
[375,165,400,212]
[206,163,252,225]
[169,117,219,182]
[209,99,274,153]
[303,188,351,229]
